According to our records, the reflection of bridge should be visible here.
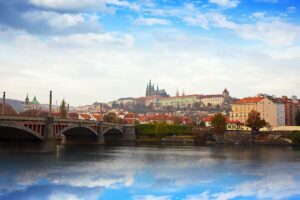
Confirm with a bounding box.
[0,116,135,151]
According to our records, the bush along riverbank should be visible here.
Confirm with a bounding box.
[135,124,300,146]
[135,123,209,144]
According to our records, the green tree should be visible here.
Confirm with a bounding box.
[103,112,117,123]
[295,110,300,126]
[59,99,67,119]
[211,113,227,134]
[292,131,300,145]
[245,110,267,134]
[115,117,124,124]
[155,123,169,137]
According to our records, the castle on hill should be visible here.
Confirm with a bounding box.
[145,80,169,97]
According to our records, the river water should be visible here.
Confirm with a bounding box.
[0,145,300,200]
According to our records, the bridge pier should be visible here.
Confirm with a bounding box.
[123,126,136,142]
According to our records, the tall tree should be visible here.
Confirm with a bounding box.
[211,113,227,134]
[59,99,67,119]
[245,110,267,134]
[295,110,300,126]
[103,112,117,123]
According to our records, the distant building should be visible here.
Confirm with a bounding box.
[159,95,200,109]
[23,95,42,111]
[200,89,230,107]
[230,96,285,127]
[157,89,230,109]
[277,96,299,126]
[145,80,169,97]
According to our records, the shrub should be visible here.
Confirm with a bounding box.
[155,123,169,137]
[292,131,300,145]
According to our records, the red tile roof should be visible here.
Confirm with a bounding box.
[235,97,264,104]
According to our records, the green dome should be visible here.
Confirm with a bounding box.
[31,96,40,104]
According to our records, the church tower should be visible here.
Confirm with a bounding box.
[223,88,229,99]
[25,94,29,105]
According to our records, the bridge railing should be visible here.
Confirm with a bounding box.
[0,115,47,122]
[0,115,135,127]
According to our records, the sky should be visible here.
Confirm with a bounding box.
[0,0,299,106]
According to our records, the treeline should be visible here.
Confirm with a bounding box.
[135,123,193,137]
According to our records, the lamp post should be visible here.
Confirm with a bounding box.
[49,90,52,117]
[2,92,6,115]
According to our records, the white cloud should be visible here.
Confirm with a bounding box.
[106,0,141,11]
[24,11,85,28]
[22,11,102,33]
[183,192,210,200]
[184,12,300,47]
[48,193,83,200]
[252,12,266,19]
[209,0,239,8]
[287,6,297,13]
[29,0,106,11]
[132,195,171,200]
[0,26,299,105]
[214,175,300,200]
[183,14,209,29]
[133,17,171,26]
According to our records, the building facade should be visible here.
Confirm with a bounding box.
[230,97,285,127]
[23,95,42,111]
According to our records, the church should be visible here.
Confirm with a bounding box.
[145,80,169,97]
[23,95,41,111]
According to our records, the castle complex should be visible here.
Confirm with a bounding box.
[145,80,169,97]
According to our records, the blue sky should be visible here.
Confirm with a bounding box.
[0,0,299,105]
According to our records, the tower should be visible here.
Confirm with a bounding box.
[223,88,229,99]
[176,89,179,97]
[25,94,29,105]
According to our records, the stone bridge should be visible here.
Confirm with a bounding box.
[0,115,135,150]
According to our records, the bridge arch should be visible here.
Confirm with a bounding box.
[103,127,124,144]
[103,127,124,135]
[58,125,98,137]
[0,123,44,141]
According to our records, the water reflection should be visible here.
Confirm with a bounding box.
[0,145,300,200]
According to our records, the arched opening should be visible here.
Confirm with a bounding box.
[61,127,98,144]
[0,126,43,141]
[104,128,124,145]
[0,126,44,152]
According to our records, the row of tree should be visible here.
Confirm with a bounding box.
[211,110,269,134]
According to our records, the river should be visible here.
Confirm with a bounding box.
[0,145,300,200]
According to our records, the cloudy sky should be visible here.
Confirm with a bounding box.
[0,0,299,105]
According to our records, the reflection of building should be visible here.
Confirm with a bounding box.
[145,80,169,97]
[24,95,41,111]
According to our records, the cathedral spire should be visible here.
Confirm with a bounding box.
[176,89,179,97]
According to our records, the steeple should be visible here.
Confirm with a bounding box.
[182,90,185,96]
[25,94,29,104]
[176,89,179,97]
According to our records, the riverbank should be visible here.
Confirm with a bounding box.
[136,131,296,146]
